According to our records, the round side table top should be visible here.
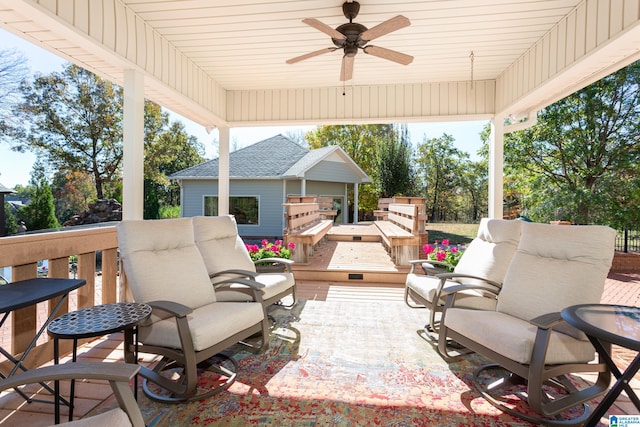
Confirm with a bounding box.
[562,304,640,352]
[47,302,152,340]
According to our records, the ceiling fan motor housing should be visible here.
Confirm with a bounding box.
[333,22,368,56]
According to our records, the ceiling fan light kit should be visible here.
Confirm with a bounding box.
[286,1,413,81]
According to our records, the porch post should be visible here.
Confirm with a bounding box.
[353,183,359,224]
[122,70,144,220]
[218,126,230,216]
[488,118,504,219]
[300,179,306,196]
[343,184,348,224]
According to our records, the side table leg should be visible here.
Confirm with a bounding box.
[69,338,78,422]
[54,338,60,425]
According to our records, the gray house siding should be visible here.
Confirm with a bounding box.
[306,161,361,183]
[181,179,286,237]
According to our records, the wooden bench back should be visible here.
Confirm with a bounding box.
[283,203,320,232]
[387,203,419,235]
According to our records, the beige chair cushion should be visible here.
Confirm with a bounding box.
[497,222,616,323]
[117,218,217,315]
[192,215,256,279]
[138,301,264,351]
[445,308,597,365]
[453,218,523,286]
[192,215,295,302]
[56,408,132,426]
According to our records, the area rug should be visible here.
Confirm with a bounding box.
[96,300,604,426]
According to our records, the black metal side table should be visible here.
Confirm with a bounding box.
[47,302,151,424]
[561,304,640,427]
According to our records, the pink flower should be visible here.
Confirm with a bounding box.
[288,242,296,250]
[441,239,450,246]
[423,244,435,255]
[436,251,447,262]
[451,247,458,253]
[261,239,269,247]
[275,240,283,246]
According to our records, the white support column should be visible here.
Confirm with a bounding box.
[218,126,230,216]
[301,178,306,196]
[343,184,348,224]
[488,119,504,219]
[122,70,144,220]
[353,183,359,224]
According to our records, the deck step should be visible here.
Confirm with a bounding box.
[291,239,410,285]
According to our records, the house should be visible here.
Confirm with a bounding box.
[170,135,371,238]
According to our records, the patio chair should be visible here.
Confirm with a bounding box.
[192,215,297,308]
[117,218,270,403]
[0,362,144,426]
[437,221,616,425]
[404,218,523,332]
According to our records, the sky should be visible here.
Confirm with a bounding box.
[0,28,488,189]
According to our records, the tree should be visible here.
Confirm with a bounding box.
[20,161,60,231]
[51,170,96,224]
[5,64,123,199]
[3,202,18,235]
[414,134,469,222]
[143,102,205,218]
[306,124,394,214]
[377,124,415,198]
[505,61,640,226]
[0,48,28,125]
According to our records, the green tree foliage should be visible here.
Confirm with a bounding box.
[51,171,97,224]
[5,64,123,199]
[3,202,18,235]
[143,102,205,218]
[377,124,415,198]
[20,161,60,231]
[505,61,640,226]
[414,134,469,222]
[306,124,395,213]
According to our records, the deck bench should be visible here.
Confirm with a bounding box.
[374,203,420,265]
[283,202,333,263]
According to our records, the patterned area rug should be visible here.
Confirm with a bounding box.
[95,300,603,426]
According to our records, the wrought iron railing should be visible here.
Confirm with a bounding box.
[616,229,640,253]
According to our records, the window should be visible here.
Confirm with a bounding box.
[204,196,259,225]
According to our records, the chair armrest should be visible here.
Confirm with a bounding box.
[255,257,293,265]
[530,312,563,330]
[436,273,502,289]
[0,362,139,391]
[214,278,265,304]
[254,257,294,273]
[442,282,501,309]
[148,300,193,318]
[211,269,258,279]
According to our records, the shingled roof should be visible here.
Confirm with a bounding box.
[170,134,309,179]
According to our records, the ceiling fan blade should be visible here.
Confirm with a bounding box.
[302,18,346,40]
[363,45,413,65]
[286,47,337,64]
[360,15,410,42]
[340,55,354,81]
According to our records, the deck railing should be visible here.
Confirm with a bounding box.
[0,225,119,371]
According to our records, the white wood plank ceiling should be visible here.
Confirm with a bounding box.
[1,0,639,127]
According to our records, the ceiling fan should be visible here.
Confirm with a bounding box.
[286,1,413,81]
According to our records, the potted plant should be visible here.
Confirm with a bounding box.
[422,239,464,273]
[245,239,296,272]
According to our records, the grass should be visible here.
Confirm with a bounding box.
[425,223,479,245]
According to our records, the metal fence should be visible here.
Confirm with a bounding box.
[616,229,640,253]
